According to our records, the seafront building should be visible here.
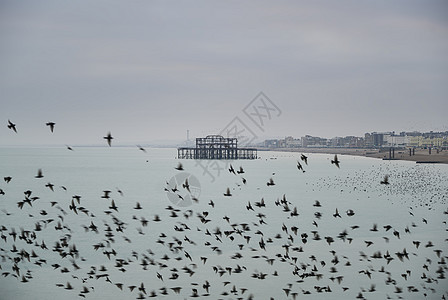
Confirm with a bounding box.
[261,131,448,150]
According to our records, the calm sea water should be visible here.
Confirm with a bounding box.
[0,147,447,300]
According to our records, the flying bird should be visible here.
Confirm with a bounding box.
[46,122,55,133]
[137,145,146,153]
[229,164,236,174]
[175,163,184,171]
[300,154,308,165]
[182,178,190,193]
[7,120,17,133]
[224,187,232,197]
[104,132,113,147]
[380,175,389,185]
[267,178,275,186]
[35,169,44,178]
[331,154,340,168]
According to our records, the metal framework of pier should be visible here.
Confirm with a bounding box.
[178,135,257,159]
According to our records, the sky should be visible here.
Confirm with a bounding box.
[1,0,447,146]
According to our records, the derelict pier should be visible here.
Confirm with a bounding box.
[177,135,257,159]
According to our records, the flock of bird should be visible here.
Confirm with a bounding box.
[1,119,448,300]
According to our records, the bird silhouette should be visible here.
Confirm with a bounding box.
[7,120,17,133]
[380,175,390,185]
[331,154,340,168]
[46,122,55,133]
[35,169,44,178]
[237,166,245,174]
[182,178,190,193]
[104,132,113,146]
[224,188,232,197]
[300,154,308,165]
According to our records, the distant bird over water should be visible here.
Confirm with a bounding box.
[331,154,340,168]
[46,122,56,133]
[35,169,44,178]
[7,120,17,133]
[137,145,146,153]
[380,175,390,185]
[300,154,308,165]
[224,187,232,196]
[104,132,113,147]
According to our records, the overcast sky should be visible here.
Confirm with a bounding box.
[1,0,447,146]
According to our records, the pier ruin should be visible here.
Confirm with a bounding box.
[177,135,257,160]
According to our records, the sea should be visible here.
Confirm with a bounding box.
[0,147,447,300]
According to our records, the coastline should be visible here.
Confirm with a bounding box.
[258,147,448,164]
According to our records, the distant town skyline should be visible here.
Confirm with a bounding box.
[1,1,447,146]
[261,130,448,149]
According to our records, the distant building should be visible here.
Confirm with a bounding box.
[301,135,328,148]
[284,136,301,148]
[408,136,447,148]
[383,134,409,147]
[264,139,279,148]
[364,132,385,148]
[329,136,364,148]
[259,131,448,150]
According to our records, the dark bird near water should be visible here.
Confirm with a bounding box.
[300,154,308,165]
[380,175,390,185]
[137,145,146,153]
[175,163,184,171]
[109,200,118,212]
[224,188,232,197]
[35,169,44,178]
[7,120,17,133]
[333,208,341,218]
[346,209,355,217]
[104,132,113,146]
[267,178,275,186]
[331,154,340,168]
[46,122,55,133]
[297,161,305,173]
[229,164,236,174]
[182,178,190,193]
[237,166,245,174]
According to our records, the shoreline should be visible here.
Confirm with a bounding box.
[258,147,448,164]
